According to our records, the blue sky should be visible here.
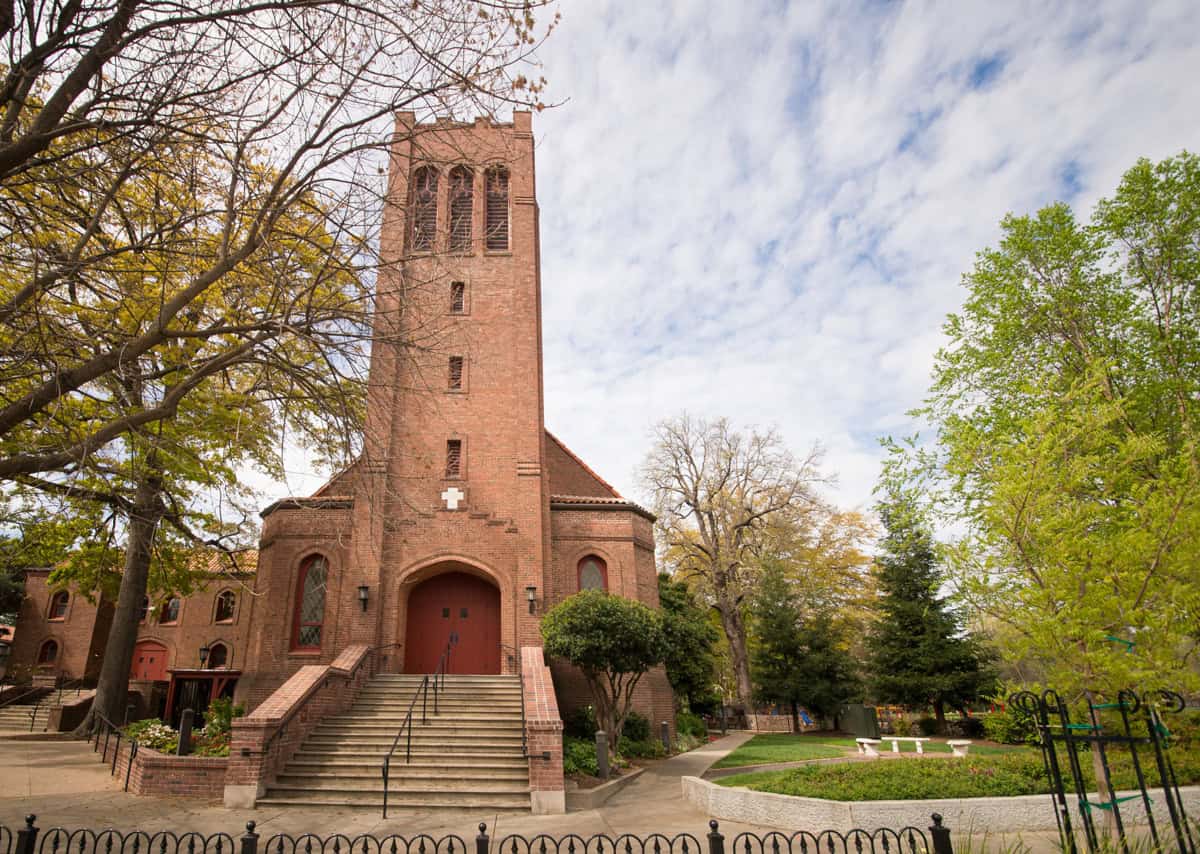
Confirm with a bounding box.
[527,0,1199,511]
[262,0,1198,517]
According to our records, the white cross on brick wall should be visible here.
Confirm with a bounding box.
[441,486,465,510]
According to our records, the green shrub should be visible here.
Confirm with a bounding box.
[619,736,665,759]
[623,711,651,742]
[893,717,912,737]
[676,712,707,739]
[982,708,1039,745]
[674,731,703,752]
[563,736,598,776]
[915,716,938,736]
[564,706,598,739]
[950,716,987,739]
[201,696,245,738]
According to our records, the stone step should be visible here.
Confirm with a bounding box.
[254,794,530,812]
[263,783,529,802]
[292,746,526,760]
[276,768,528,786]
[340,709,523,719]
[317,719,523,732]
[354,691,521,702]
[371,675,519,682]
[303,736,525,751]
[285,755,528,770]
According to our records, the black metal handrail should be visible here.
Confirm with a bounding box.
[380,634,456,819]
[89,712,139,791]
[26,677,89,731]
[0,684,48,711]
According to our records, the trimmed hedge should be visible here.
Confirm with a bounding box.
[718,746,1200,801]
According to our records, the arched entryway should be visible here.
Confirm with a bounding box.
[130,640,169,681]
[404,570,500,674]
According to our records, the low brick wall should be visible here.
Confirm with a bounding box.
[47,690,95,732]
[223,645,373,808]
[683,775,1200,833]
[521,646,565,815]
[113,740,229,799]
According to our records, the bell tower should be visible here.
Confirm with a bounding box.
[348,111,549,672]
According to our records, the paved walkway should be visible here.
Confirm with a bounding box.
[0,733,776,839]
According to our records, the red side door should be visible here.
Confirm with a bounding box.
[130,641,169,681]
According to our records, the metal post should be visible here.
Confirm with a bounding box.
[124,703,135,726]
[707,820,725,854]
[475,822,489,854]
[178,708,194,756]
[661,721,670,753]
[381,757,390,819]
[929,813,954,854]
[240,821,259,854]
[595,731,609,779]
[15,815,39,854]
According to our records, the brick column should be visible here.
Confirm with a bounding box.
[521,646,564,814]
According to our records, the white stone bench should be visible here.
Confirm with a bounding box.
[855,737,882,757]
[947,739,973,757]
[883,736,932,754]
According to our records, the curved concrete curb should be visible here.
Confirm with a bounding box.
[682,776,1200,833]
[566,767,646,810]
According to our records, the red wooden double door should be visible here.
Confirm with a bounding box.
[403,571,500,674]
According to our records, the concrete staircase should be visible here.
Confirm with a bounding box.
[259,674,530,811]
[0,694,51,733]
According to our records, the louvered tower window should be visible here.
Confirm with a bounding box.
[485,166,509,250]
[410,165,438,251]
[448,356,464,390]
[448,166,473,252]
[445,439,463,478]
[450,281,466,313]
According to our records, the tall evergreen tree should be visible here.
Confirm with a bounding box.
[752,562,859,730]
[866,498,994,728]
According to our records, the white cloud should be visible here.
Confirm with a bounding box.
[525,0,1200,513]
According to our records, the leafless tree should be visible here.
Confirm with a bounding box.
[640,414,826,709]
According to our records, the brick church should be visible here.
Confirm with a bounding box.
[5,113,674,810]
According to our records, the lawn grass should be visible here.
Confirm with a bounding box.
[712,734,1025,769]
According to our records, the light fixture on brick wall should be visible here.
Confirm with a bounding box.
[198,643,210,669]
[526,585,537,615]
[358,584,370,612]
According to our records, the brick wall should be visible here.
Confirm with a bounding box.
[521,646,564,814]
[114,739,229,799]
[6,570,108,682]
[224,644,372,807]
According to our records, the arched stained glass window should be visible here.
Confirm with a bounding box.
[214,590,236,623]
[578,556,608,591]
[292,555,329,651]
[208,643,229,669]
[48,591,69,620]
[37,639,58,664]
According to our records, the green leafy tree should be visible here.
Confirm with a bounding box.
[541,590,667,760]
[657,573,720,710]
[866,498,995,729]
[751,563,859,731]
[890,151,1200,696]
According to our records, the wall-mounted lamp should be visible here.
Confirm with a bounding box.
[357,585,370,613]
[526,585,538,615]
[198,643,210,669]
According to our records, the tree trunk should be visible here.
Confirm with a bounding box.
[76,469,164,735]
[790,700,800,734]
[716,599,753,711]
[934,699,946,734]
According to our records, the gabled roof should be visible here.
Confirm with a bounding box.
[544,430,622,499]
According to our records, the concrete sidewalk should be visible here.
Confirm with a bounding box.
[0,732,773,838]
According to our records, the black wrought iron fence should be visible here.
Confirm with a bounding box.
[1,816,951,854]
